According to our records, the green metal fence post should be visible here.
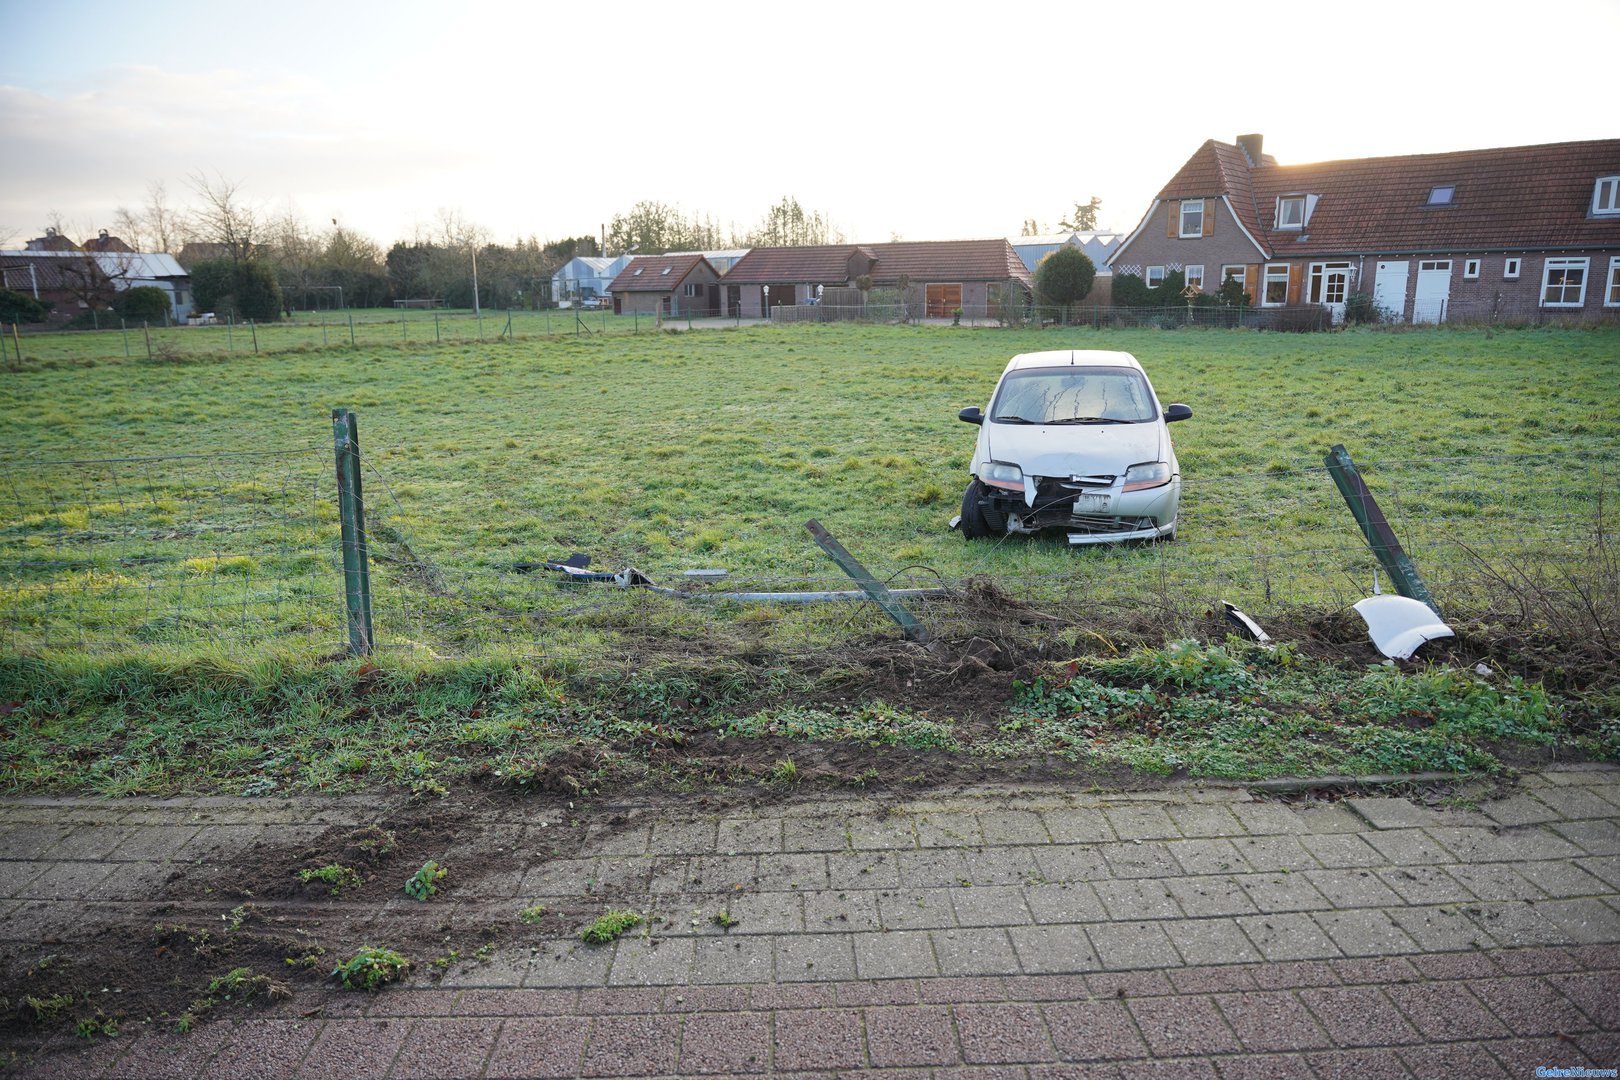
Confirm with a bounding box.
[143,321,152,360]
[250,319,259,353]
[804,519,930,643]
[1324,443,1439,614]
[122,318,130,358]
[332,408,375,656]
[349,313,356,347]
[434,312,440,343]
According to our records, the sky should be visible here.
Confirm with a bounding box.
[3,0,1617,251]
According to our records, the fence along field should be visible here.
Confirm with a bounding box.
[3,323,1617,664]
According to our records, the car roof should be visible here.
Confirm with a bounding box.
[1001,350,1144,373]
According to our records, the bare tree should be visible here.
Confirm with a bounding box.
[187,172,262,263]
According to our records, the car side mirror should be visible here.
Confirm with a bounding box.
[1164,404,1192,423]
[959,407,984,425]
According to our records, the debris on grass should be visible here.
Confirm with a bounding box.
[580,910,643,945]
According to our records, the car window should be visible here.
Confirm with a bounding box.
[990,367,1158,423]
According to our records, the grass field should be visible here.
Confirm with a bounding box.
[2,322,1617,793]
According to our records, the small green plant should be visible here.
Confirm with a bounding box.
[581,910,643,944]
[404,861,446,901]
[296,864,361,896]
[768,758,799,786]
[518,904,548,925]
[332,947,410,992]
[474,943,496,961]
[24,993,74,1022]
[711,911,739,930]
[74,1013,119,1039]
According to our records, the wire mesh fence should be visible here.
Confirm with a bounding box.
[2,438,1614,662]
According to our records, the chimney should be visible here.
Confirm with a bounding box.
[1236,133,1264,166]
[99,229,110,240]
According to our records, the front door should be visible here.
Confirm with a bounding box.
[1413,260,1452,324]
[1308,262,1353,324]
[1373,261,1408,322]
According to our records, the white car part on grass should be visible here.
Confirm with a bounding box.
[1352,594,1454,660]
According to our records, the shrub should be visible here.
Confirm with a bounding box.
[0,288,50,323]
[112,286,173,322]
[190,259,282,321]
[1034,246,1096,319]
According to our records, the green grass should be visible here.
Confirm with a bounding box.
[1,323,1617,791]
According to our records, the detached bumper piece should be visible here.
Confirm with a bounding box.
[1067,519,1173,545]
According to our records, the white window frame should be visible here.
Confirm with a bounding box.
[1307,262,1353,305]
[1606,257,1620,308]
[1178,199,1204,238]
[1540,257,1589,308]
[682,282,699,297]
[1463,259,1481,280]
[1593,176,1620,216]
[1221,264,1247,285]
[1276,196,1306,230]
[1145,266,1165,288]
[1262,263,1290,307]
[1184,265,1205,291]
[1504,257,1521,280]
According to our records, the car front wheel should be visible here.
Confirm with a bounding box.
[959,479,995,541]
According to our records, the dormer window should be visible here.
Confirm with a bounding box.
[1594,176,1620,216]
[1427,185,1455,206]
[1276,196,1307,230]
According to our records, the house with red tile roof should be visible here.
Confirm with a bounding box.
[1108,134,1620,323]
[605,253,721,316]
[721,239,1033,319]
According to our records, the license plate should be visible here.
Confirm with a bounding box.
[1074,494,1112,513]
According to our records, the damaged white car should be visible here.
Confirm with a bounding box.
[956,350,1192,544]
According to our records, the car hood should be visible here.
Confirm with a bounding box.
[983,421,1166,477]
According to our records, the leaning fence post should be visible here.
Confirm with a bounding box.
[332,408,375,656]
[1324,444,1439,614]
[143,320,152,359]
[804,518,930,643]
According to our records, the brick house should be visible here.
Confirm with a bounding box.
[606,253,721,316]
[721,239,1033,318]
[1108,134,1620,323]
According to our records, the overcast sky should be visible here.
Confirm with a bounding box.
[4,0,1617,251]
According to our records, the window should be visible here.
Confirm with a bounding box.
[1221,265,1247,283]
[682,283,698,297]
[1504,257,1521,280]
[1146,266,1165,288]
[1276,196,1306,229]
[1606,257,1620,307]
[1419,260,1452,273]
[1540,257,1589,307]
[1594,176,1620,216]
[1307,262,1353,305]
[1427,185,1455,205]
[660,266,671,276]
[1185,265,1205,291]
[1464,259,1481,279]
[1179,199,1204,237]
[1262,264,1290,306]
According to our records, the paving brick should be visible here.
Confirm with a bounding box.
[1344,797,1444,830]
[933,927,1022,976]
[1467,975,1594,1036]
[897,848,973,887]
[776,933,856,982]
[1302,868,1402,908]
[1093,879,1181,920]
[1444,862,1547,901]
[662,985,751,1012]
[1031,845,1112,885]
[1296,833,1384,869]
[1295,804,1364,834]
[1165,875,1255,917]
[292,1020,405,1080]
[1535,896,1620,943]
[1235,873,1332,913]
[1533,785,1620,821]
[1088,921,1182,969]
[579,1015,680,1076]
[1040,809,1116,844]
[1397,1043,1511,1079]
[848,814,918,851]
[1165,803,1242,838]
[1311,909,1419,957]
[206,1019,320,1079]
[728,889,805,933]
[1098,841,1181,879]
[1299,986,1422,1046]
[1236,913,1341,961]
[836,979,919,1006]
[1361,828,1455,865]
[1024,883,1108,923]
[951,884,1034,928]
[955,1002,1056,1064]
[1165,838,1250,876]
[679,1010,771,1074]
[1008,924,1102,974]
[718,817,783,854]
[804,888,882,932]
[865,1005,959,1067]
[1162,918,1261,966]
[1127,996,1241,1056]
[648,819,718,855]
[756,853,830,891]
[1386,905,1496,952]
[853,930,938,979]
[1230,802,1311,836]
[1167,965,1258,994]
[1231,835,1316,872]
[455,988,577,1016]
[749,982,837,1009]
[962,847,1042,887]
[1327,956,1419,985]
[388,1018,499,1078]
[606,937,694,986]
[1579,854,1620,889]
[782,816,850,853]
[1482,794,1562,828]
[979,811,1052,846]
[1041,1000,1149,1062]
[1304,1047,1413,1079]
[1376,865,1475,904]
[1488,945,1582,975]
[1546,970,1620,1028]
[1213,1053,1316,1080]
[1570,941,1620,969]
[691,934,774,984]
[914,812,984,848]
[1384,981,1509,1041]
[1515,858,1610,897]
[1212,990,1332,1052]
[1000,974,1090,1003]
[1487,1035,1600,1075]
[1101,805,1179,841]
[827,851,901,890]
[774,1007,866,1070]
[576,985,662,1016]
[1463,901,1571,947]
[1083,969,1172,998]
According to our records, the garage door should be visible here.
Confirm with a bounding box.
[926,283,962,318]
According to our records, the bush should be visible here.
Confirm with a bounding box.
[0,288,50,324]
[1343,292,1382,325]
[190,259,282,321]
[1034,246,1096,319]
[112,286,172,322]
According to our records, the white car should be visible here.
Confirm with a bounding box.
[957,350,1192,544]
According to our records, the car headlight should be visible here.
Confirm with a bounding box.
[1122,461,1172,492]
[980,461,1024,490]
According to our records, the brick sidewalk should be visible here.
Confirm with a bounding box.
[5,767,1618,1077]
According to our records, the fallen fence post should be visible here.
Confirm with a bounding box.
[1324,443,1439,615]
[332,408,376,656]
[804,519,930,643]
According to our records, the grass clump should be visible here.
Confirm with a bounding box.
[296,863,362,895]
[518,904,547,925]
[580,910,643,945]
[331,947,410,992]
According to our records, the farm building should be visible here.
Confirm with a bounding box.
[605,253,722,316]
[1011,231,1122,274]
[1109,134,1620,323]
[0,245,193,321]
[720,239,1033,318]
